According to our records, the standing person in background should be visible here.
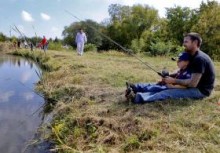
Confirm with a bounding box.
[75,28,87,56]
[41,36,47,52]
[12,38,17,50]
[29,41,34,51]
[17,40,21,49]
[24,40,28,48]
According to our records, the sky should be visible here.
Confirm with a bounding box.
[0,0,219,39]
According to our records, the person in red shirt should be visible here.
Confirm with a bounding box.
[41,36,47,52]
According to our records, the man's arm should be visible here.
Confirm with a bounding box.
[163,73,202,87]
[166,84,187,89]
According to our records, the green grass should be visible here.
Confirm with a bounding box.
[11,49,220,153]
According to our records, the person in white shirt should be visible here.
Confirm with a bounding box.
[75,28,87,56]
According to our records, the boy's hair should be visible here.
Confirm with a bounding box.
[184,32,202,47]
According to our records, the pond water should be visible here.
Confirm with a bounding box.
[0,54,50,153]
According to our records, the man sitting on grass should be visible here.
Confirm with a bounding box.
[126,52,191,102]
[126,33,215,103]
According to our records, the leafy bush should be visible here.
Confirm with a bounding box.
[0,33,7,42]
[131,38,145,54]
[149,41,173,56]
[174,45,185,54]
[48,42,63,51]
[84,43,97,52]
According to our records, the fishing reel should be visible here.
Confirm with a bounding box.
[157,67,169,78]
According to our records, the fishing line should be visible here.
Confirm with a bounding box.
[32,25,38,38]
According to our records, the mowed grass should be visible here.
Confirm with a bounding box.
[12,50,220,153]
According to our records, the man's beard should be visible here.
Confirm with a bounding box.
[184,47,191,52]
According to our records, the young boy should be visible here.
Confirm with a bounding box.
[125,52,191,102]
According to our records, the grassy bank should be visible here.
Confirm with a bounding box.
[0,42,14,52]
[11,50,220,153]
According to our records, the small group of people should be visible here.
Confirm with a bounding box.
[12,36,49,52]
[125,33,215,103]
[12,40,29,50]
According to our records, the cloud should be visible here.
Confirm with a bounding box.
[41,13,51,21]
[20,71,32,83]
[0,91,14,102]
[23,92,34,101]
[21,10,34,22]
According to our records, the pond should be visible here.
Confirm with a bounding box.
[0,54,50,153]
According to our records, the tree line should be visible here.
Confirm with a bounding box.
[62,0,220,59]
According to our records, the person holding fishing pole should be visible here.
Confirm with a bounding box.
[126,33,215,103]
[75,28,87,56]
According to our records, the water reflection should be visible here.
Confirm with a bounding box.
[0,54,48,153]
[0,55,34,69]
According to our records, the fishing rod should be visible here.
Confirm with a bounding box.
[11,26,20,36]
[65,10,167,77]
[32,25,39,47]
[10,26,12,37]
[32,25,38,38]
[31,25,41,51]
[12,25,32,49]
[32,25,47,53]
[13,25,27,42]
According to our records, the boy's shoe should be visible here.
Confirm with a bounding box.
[125,87,132,98]
[126,81,136,93]
[126,90,135,102]
[125,81,136,102]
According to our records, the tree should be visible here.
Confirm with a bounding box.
[0,32,7,42]
[140,18,169,53]
[108,4,131,23]
[62,20,103,48]
[107,4,159,50]
[191,0,220,59]
[166,6,198,45]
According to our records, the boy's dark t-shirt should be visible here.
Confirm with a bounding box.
[175,68,191,80]
[188,50,215,96]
